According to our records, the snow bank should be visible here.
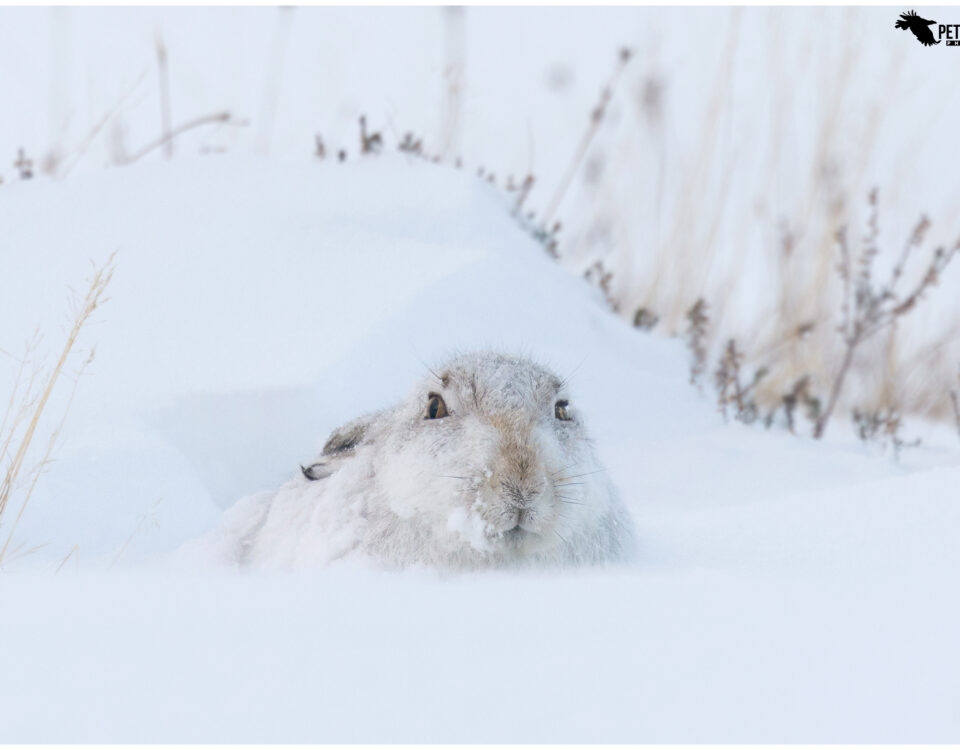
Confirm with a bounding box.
[1,156,958,741]
[2,567,957,743]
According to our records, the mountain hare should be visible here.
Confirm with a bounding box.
[206,351,635,570]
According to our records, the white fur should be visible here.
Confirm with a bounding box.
[202,352,636,570]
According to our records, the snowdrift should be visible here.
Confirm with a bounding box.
[0,156,958,741]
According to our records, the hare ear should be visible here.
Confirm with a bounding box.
[301,463,332,481]
[301,413,379,482]
[321,412,379,456]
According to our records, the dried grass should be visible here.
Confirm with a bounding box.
[542,47,634,227]
[0,252,117,566]
[534,10,959,436]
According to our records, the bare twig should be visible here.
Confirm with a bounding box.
[633,307,659,331]
[398,132,424,156]
[583,260,617,311]
[359,115,383,155]
[685,298,709,387]
[851,407,920,460]
[14,148,33,180]
[779,375,821,434]
[814,192,959,438]
[117,112,246,165]
[715,339,766,423]
[512,174,535,218]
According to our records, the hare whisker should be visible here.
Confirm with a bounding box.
[557,354,588,391]
[556,469,606,480]
[550,462,590,477]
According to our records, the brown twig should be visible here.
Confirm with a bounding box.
[715,339,766,423]
[813,192,959,438]
[117,112,246,165]
[512,174,535,217]
[14,148,33,180]
[685,298,709,387]
[359,115,383,155]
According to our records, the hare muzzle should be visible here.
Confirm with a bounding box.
[483,417,558,538]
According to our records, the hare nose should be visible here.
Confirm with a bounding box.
[501,479,535,508]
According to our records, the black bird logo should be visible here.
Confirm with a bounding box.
[895,10,940,46]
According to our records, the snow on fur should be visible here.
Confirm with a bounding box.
[198,351,635,570]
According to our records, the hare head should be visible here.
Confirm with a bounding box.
[295,351,635,568]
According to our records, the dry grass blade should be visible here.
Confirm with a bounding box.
[2,540,48,566]
[110,499,161,568]
[0,251,117,566]
[542,47,633,226]
[0,332,43,471]
[60,68,149,179]
[55,544,79,574]
[951,380,960,443]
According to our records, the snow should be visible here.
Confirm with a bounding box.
[2,568,957,743]
[1,155,958,742]
[1,5,959,741]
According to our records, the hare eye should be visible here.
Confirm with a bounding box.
[426,393,449,419]
[555,400,572,421]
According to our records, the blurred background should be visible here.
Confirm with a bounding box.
[2,5,959,423]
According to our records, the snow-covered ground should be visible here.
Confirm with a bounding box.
[1,155,959,742]
[2,5,960,742]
